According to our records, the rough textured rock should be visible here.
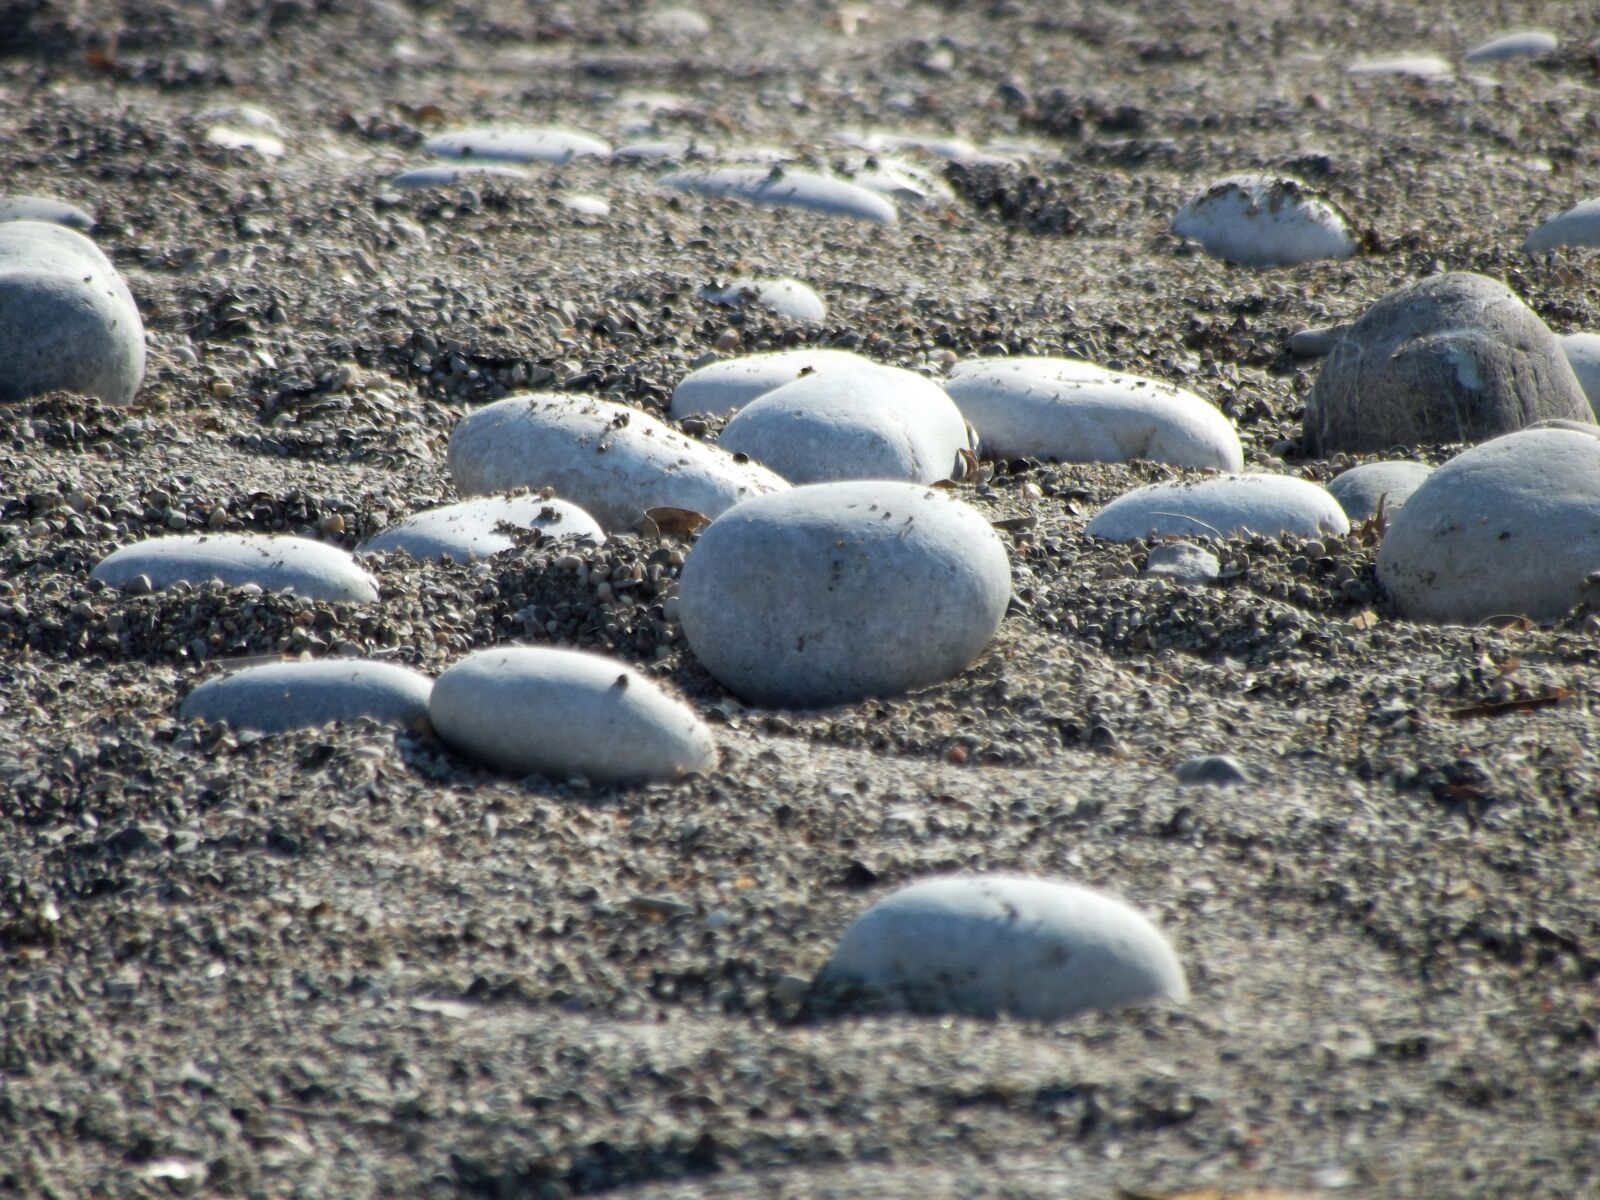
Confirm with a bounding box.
[1088,474,1349,541]
[0,220,144,405]
[679,482,1010,706]
[429,647,715,782]
[179,659,433,733]
[447,393,788,532]
[1327,461,1433,522]
[1376,427,1600,624]
[92,534,379,602]
[357,495,603,563]
[1171,174,1356,267]
[814,875,1187,1019]
[1303,273,1593,453]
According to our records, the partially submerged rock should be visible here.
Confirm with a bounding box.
[679,482,1010,707]
[814,875,1187,1020]
[1088,474,1349,542]
[180,659,432,733]
[945,356,1242,470]
[429,647,714,783]
[1376,427,1600,624]
[1303,273,1592,453]
[1171,174,1356,267]
[447,393,787,532]
[92,534,379,602]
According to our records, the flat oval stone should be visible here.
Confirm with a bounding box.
[699,277,825,323]
[0,194,95,231]
[670,348,877,419]
[814,875,1187,1020]
[180,660,432,733]
[0,220,144,405]
[661,167,897,225]
[357,495,603,563]
[1525,199,1600,252]
[429,647,714,783]
[447,393,787,532]
[946,357,1242,471]
[1559,332,1600,413]
[1376,427,1600,623]
[1464,31,1557,63]
[719,366,970,485]
[92,534,379,602]
[390,164,530,189]
[425,126,611,163]
[1172,174,1356,267]
[1327,460,1433,522]
[1088,474,1350,542]
[1303,273,1592,453]
[1346,55,1452,78]
[679,482,1011,706]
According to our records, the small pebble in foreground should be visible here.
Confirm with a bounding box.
[447,393,788,532]
[357,495,603,563]
[428,647,714,783]
[1089,475,1349,542]
[180,660,433,734]
[1303,272,1592,453]
[1171,174,1356,267]
[679,481,1010,707]
[1376,426,1600,624]
[92,534,379,602]
[813,875,1187,1020]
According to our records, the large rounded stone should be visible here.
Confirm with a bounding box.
[180,660,432,733]
[1326,460,1433,522]
[815,875,1188,1020]
[1088,474,1349,542]
[429,647,715,783]
[944,356,1242,471]
[679,482,1011,707]
[671,348,876,419]
[447,393,787,532]
[1303,273,1592,453]
[357,495,603,563]
[1171,174,1356,267]
[0,220,144,405]
[92,535,379,602]
[719,366,971,485]
[1376,427,1600,623]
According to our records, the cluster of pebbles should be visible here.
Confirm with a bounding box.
[3,1,1600,1197]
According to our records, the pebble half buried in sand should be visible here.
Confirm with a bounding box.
[670,348,876,419]
[357,495,604,564]
[1088,474,1349,542]
[447,393,787,533]
[944,356,1242,471]
[92,534,379,602]
[813,875,1187,1020]
[1376,426,1600,624]
[699,277,826,323]
[718,364,972,485]
[661,166,897,225]
[0,220,145,405]
[180,659,433,734]
[679,481,1010,707]
[1171,174,1356,267]
[429,647,714,783]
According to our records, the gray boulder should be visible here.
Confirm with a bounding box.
[1303,273,1591,453]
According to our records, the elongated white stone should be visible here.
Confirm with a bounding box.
[679,482,1010,706]
[429,647,714,782]
[391,164,530,189]
[425,126,610,163]
[1088,474,1350,542]
[1525,199,1600,252]
[816,876,1187,1020]
[670,348,877,419]
[945,357,1243,471]
[92,534,379,602]
[1377,427,1600,623]
[0,194,94,231]
[1347,55,1452,78]
[700,277,826,323]
[719,366,970,485]
[0,220,144,405]
[1465,31,1557,63]
[661,167,897,225]
[357,495,603,563]
[612,139,694,161]
[180,660,432,733]
[447,393,787,532]
[1172,174,1356,267]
